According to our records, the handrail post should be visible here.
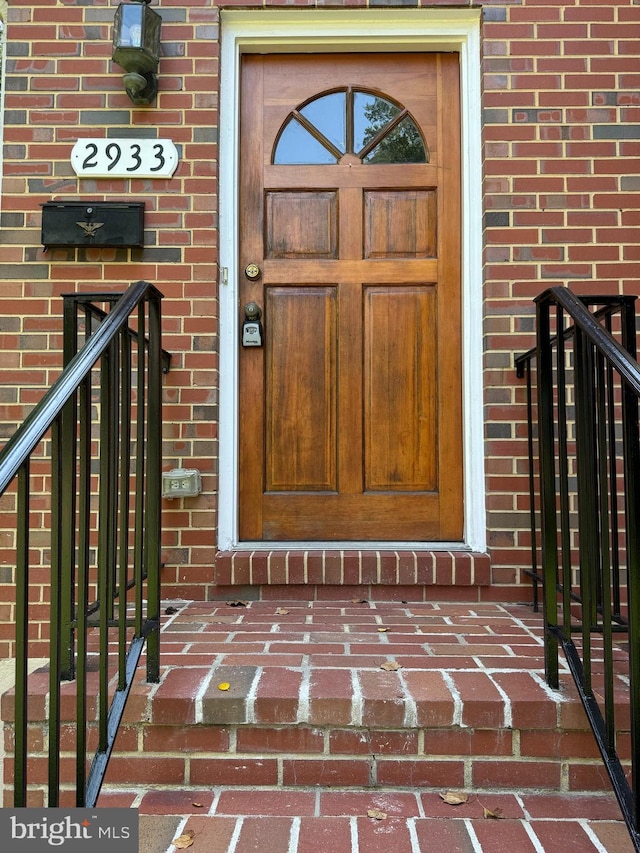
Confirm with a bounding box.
[536,294,560,689]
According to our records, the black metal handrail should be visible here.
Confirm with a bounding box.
[516,286,640,850]
[0,280,169,807]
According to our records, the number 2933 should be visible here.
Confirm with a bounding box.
[71,138,179,179]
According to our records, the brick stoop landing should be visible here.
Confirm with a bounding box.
[93,600,631,794]
[94,600,633,852]
[2,601,633,850]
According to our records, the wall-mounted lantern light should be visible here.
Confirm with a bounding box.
[112,0,162,106]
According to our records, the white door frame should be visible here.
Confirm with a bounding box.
[218,8,485,552]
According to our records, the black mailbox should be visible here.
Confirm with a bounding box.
[41,201,145,248]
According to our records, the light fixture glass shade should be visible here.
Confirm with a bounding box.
[112,3,161,75]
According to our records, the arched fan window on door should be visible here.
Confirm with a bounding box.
[273,88,428,165]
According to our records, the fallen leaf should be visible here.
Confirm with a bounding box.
[191,802,203,808]
[367,808,387,820]
[352,598,368,604]
[483,806,503,820]
[218,682,231,691]
[439,791,469,806]
[226,600,249,607]
[172,829,195,849]
[380,660,401,671]
[164,606,179,615]
[377,627,390,633]
[275,607,289,615]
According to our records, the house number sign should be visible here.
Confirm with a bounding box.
[71,138,179,179]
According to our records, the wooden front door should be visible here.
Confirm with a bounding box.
[238,53,462,542]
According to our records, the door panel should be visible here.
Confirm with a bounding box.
[239,52,462,542]
[364,286,437,492]
[266,192,338,259]
[364,190,437,259]
[265,286,337,492]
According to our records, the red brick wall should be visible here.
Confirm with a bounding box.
[1,0,640,652]
[481,0,640,593]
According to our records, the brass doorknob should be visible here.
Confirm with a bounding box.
[244,263,261,281]
[244,302,262,321]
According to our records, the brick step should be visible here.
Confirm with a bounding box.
[2,601,629,806]
[97,601,627,797]
[99,788,633,853]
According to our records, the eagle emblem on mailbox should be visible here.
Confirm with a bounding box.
[76,220,105,238]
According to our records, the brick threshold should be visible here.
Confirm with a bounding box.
[212,549,492,588]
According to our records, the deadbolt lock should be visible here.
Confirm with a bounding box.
[244,263,261,281]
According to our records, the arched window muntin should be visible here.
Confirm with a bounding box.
[273,86,429,166]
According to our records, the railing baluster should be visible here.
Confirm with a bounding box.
[14,462,29,808]
[75,368,91,805]
[595,350,616,754]
[48,420,63,806]
[523,357,540,609]
[60,297,80,681]
[145,292,162,684]
[97,341,114,757]
[574,327,600,697]
[134,304,146,639]
[603,312,622,620]
[555,305,573,639]
[119,328,132,690]
[537,295,560,690]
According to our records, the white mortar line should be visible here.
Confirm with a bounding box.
[296,654,311,724]
[407,817,421,853]
[208,788,221,816]
[397,669,418,728]
[350,668,363,726]
[245,666,262,723]
[287,816,301,853]
[515,793,530,819]
[349,815,358,853]
[477,664,513,729]
[129,790,144,808]
[463,819,484,853]
[504,608,546,647]
[161,816,188,853]
[441,669,464,727]
[194,663,217,724]
[580,821,609,853]
[529,668,565,698]
[226,817,244,853]
[521,820,547,853]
